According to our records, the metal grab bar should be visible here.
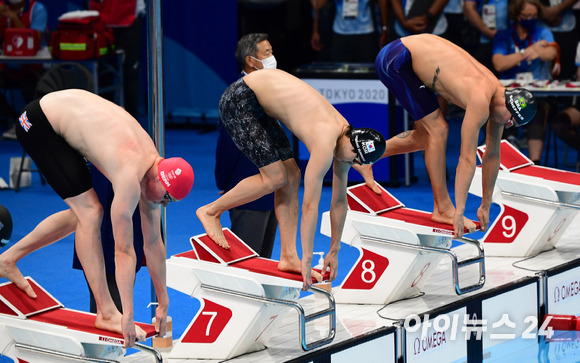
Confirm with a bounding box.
[359,234,486,295]
[14,338,163,363]
[14,343,121,363]
[201,283,336,351]
[501,191,580,210]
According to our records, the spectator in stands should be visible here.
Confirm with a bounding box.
[492,0,558,164]
[391,0,449,38]
[540,0,577,81]
[310,0,388,63]
[464,0,509,73]
[550,41,580,155]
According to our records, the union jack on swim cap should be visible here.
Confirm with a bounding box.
[157,157,194,200]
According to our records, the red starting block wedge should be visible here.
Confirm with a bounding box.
[0,277,159,363]
[543,314,580,331]
[470,140,580,257]
[166,228,336,360]
[321,184,485,305]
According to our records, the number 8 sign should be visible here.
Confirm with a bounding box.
[341,248,389,290]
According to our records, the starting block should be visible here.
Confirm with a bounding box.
[320,184,485,305]
[166,228,336,360]
[0,277,161,362]
[469,140,580,257]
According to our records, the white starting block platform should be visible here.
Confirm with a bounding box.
[0,277,161,362]
[320,183,485,305]
[165,228,336,360]
[131,217,580,363]
[469,140,580,257]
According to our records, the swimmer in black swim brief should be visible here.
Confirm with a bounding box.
[15,98,92,199]
[219,78,294,168]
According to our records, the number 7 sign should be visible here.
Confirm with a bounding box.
[182,299,232,343]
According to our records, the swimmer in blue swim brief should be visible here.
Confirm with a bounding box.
[356,34,536,238]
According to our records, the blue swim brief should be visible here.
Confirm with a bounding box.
[375,39,440,121]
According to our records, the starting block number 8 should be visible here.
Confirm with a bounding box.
[361,260,376,283]
[484,205,528,243]
[342,248,389,290]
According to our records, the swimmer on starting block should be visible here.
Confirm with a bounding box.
[355,34,537,238]
[0,90,194,347]
[197,69,385,290]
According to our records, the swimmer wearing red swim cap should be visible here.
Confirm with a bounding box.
[0,89,193,349]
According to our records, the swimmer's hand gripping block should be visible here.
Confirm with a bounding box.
[0,277,161,363]
[166,228,335,360]
[321,183,485,304]
[469,140,580,257]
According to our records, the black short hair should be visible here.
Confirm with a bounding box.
[235,33,269,70]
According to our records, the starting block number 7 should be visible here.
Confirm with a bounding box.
[182,299,233,343]
[342,248,389,290]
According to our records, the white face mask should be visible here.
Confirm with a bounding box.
[251,55,277,70]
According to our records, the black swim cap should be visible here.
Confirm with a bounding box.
[505,88,536,128]
[350,127,386,165]
[0,204,12,247]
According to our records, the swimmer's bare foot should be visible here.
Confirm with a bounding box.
[278,254,302,274]
[310,269,324,283]
[95,312,146,343]
[95,310,124,336]
[431,210,476,233]
[278,256,324,282]
[430,209,455,226]
[462,218,477,234]
[0,255,36,298]
[196,205,229,249]
[135,325,147,342]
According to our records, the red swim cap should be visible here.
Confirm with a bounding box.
[157,157,194,200]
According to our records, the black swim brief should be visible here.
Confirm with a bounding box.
[15,98,92,199]
[218,78,293,168]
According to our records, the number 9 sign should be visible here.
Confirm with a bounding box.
[341,248,389,290]
[484,205,528,243]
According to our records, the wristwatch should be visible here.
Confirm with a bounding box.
[426,11,434,20]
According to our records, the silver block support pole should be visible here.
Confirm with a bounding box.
[146,0,165,317]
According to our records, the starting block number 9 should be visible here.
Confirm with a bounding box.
[484,205,528,243]
[342,248,389,290]
[501,216,516,238]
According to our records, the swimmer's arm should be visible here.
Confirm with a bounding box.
[326,159,351,282]
[479,120,503,229]
[139,198,168,337]
[454,107,487,237]
[110,178,140,345]
[300,148,333,287]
